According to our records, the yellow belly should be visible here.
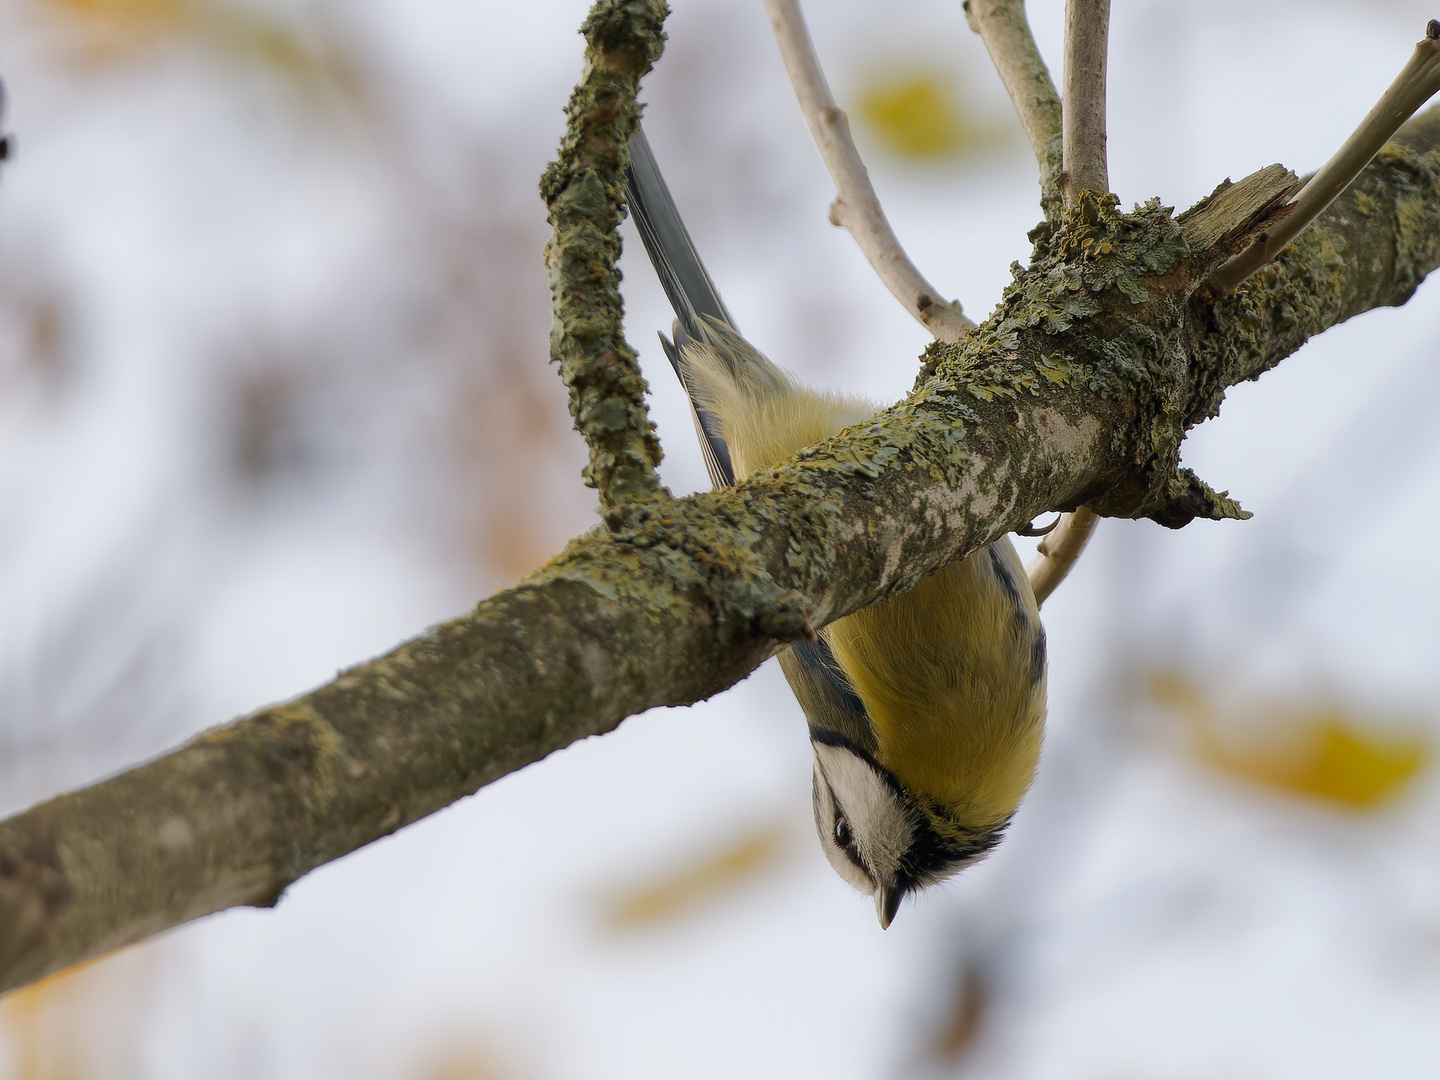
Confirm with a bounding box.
[823,538,1047,829]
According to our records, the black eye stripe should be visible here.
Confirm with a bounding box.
[823,779,873,881]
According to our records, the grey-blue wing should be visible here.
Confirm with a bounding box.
[780,637,880,759]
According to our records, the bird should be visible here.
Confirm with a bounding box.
[624,126,1048,929]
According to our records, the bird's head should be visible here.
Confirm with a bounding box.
[810,730,1014,929]
[805,541,1048,927]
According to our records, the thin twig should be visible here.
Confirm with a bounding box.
[1061,0,1112,203]
[964,0,1063,213]
[1025,508,1099,607]
[763,0,974,343]
[1206,20,1440,297]
[1016,0,1112,599]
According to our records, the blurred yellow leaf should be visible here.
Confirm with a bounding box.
[35,0,201,52]
[598,822,790,931]
[45,0,186,24]
[1147,671,1431,810]
[1214,713,1428,808]
[30,0,366,105]
[418,1049,511,1080]
[857,74,999,160]
[0,950,148,1080]
[3,963,85,1080]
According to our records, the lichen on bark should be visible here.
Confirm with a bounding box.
[540,0,670,512]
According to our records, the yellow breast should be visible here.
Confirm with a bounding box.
[682,336,1047,830]
[824,540,1047,830]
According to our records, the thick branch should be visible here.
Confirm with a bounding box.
[540,0,669,511]
[2,99,1438,1000]
[1060,0,1111,203]
[763,0,974,343]
[964,0,1063,213]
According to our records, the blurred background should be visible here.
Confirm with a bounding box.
[0,0,1439,1076]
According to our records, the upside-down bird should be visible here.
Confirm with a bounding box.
[625,127,1047,928]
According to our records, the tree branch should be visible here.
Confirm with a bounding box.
[1019,0,1114,599]
[1060,0,1111,204]
[964,0,1063,214]
[1194,105,1440,412]
[1205,20,1440,297]
[1026,508,1099,606]
[1,34,1438,1001]
[540,0,670,513]
[763,0,974,343]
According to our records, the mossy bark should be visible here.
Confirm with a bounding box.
[541,0,669,510]
[1,49,1438,999]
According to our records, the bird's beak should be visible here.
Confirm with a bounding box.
[875,885,902,929]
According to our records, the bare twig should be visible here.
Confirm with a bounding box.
[1206,20,1440,297]
[763,0,974,343]
[1025,507,1099,607]
[1036,0,1111,595]
[1013,0,1112,598]
[964,0,1063,212]
[1061,0,1112,203]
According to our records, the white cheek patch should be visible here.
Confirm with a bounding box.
[812,742,915,893]
[812,762,874,895]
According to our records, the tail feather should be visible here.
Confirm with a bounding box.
[625,127,862,481]
[628,127,743,489]
[659,322,736,489]
[626,129,735,346]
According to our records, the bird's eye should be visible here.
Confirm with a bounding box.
[834,818,852,849]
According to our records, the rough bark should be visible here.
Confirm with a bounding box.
[541,0,668,510]
[0,53,1438,1002]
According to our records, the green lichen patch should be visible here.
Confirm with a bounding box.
[902,193,1214,520]
[541,0,671,514]
[1148,468,1251,529]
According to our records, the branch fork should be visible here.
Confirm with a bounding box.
[1206,19,1440,297]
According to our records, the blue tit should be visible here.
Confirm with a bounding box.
[626,127,1047,928]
